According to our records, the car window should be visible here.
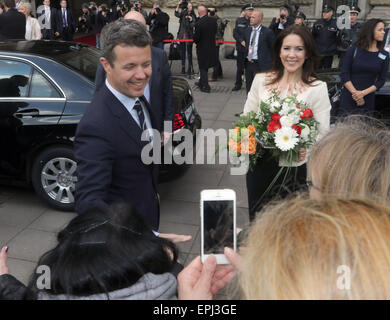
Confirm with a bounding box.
[53,46,100,82]
[30,69,61,98]
[0,59,31,98]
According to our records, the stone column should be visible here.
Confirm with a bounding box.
[367,0,390,23]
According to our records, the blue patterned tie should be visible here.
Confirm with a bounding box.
[133,99,146,131]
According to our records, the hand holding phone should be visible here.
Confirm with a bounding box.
[201,189,237,264]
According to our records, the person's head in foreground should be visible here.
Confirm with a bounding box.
[307,116,390,203]
[26,204,178,299]
[240,195,390,299]
[271,24,320,85]
[99,18,152,99]
[178,196,390,300]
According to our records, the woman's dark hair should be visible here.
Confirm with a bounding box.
[27,204,178,298]
[356,18,385,51]
[270,25,320,85]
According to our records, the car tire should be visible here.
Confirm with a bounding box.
[31,146,77,212]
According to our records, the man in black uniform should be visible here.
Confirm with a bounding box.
[338,5,362,68]
[232,3,253,92]
[312,4,339,70]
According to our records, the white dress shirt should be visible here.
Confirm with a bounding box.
[105,79,154,141]
[248,25,262,61]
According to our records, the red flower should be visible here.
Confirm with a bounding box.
[300,108,313,119]
[272,113,281,121]
[292,124,302,135]
[267,120,281,132]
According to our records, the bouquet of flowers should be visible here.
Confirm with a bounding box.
[229,90,319,170]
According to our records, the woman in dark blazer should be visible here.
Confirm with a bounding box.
[339,19,389,116]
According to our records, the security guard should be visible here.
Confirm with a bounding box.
[312,4,339,69]
[232,3,253,91]
[294,11,307,27]
[338,5,362,67]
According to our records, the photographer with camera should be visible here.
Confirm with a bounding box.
[312,4,339,70]
[269,7,293,37]
[132,0,147,20]
[175,0,197,75]
[90,4,110,48]
[338,5,362,68]
[146,2,169,49]
[208,7,228,81]
[78,3,91,34]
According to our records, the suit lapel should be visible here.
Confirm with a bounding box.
[102,86,149,149]
[257,28,264,56]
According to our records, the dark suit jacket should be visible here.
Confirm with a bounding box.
[37,7,57,31]
[95,46,174,132]
[55,7,76,35]
[0,8,26,40]
[193,15,217,69]
[244,25,275,72]
[74,86,161,230]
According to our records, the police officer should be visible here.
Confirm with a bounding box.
[312,4,339,70]
[294,11,306,27]
[232,3,253,91]
[338,5,362,67]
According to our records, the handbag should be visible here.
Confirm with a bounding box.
[168,42,181,60]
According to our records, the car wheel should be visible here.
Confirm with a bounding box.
[31,146,77,211]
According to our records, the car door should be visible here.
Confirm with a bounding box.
[0,57,66,180]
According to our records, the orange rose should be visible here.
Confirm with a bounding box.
[228,138,241,154]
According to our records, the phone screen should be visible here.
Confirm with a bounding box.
[203,200,234,254]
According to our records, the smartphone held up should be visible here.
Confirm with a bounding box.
[200,189,237,265]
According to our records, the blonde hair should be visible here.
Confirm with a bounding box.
[240,195,390,299]
[308,116,390,204]
[19,1,31,14]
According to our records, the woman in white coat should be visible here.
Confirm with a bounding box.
[18,2,42,40]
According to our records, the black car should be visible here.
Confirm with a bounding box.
[0,40,201,211]
[319,68,390,124]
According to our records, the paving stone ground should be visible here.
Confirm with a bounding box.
[0,52,249,298]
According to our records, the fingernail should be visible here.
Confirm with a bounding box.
[4,246,8,253]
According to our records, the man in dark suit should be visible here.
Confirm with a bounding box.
[0,0,26,41]
[37,0,57,40]
[95,10,174,142]
[75,19,161,230]
[55,0,76,41]
[193,5,217,93]
[244,9,275,93]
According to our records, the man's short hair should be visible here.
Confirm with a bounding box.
[100,18,152,67]
[4,0,16,8]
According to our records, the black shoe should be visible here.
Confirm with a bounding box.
[181,67,186,74]
[232,86,241,91]
[200,87,210,93]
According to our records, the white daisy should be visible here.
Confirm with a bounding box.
[274,127,299,151]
